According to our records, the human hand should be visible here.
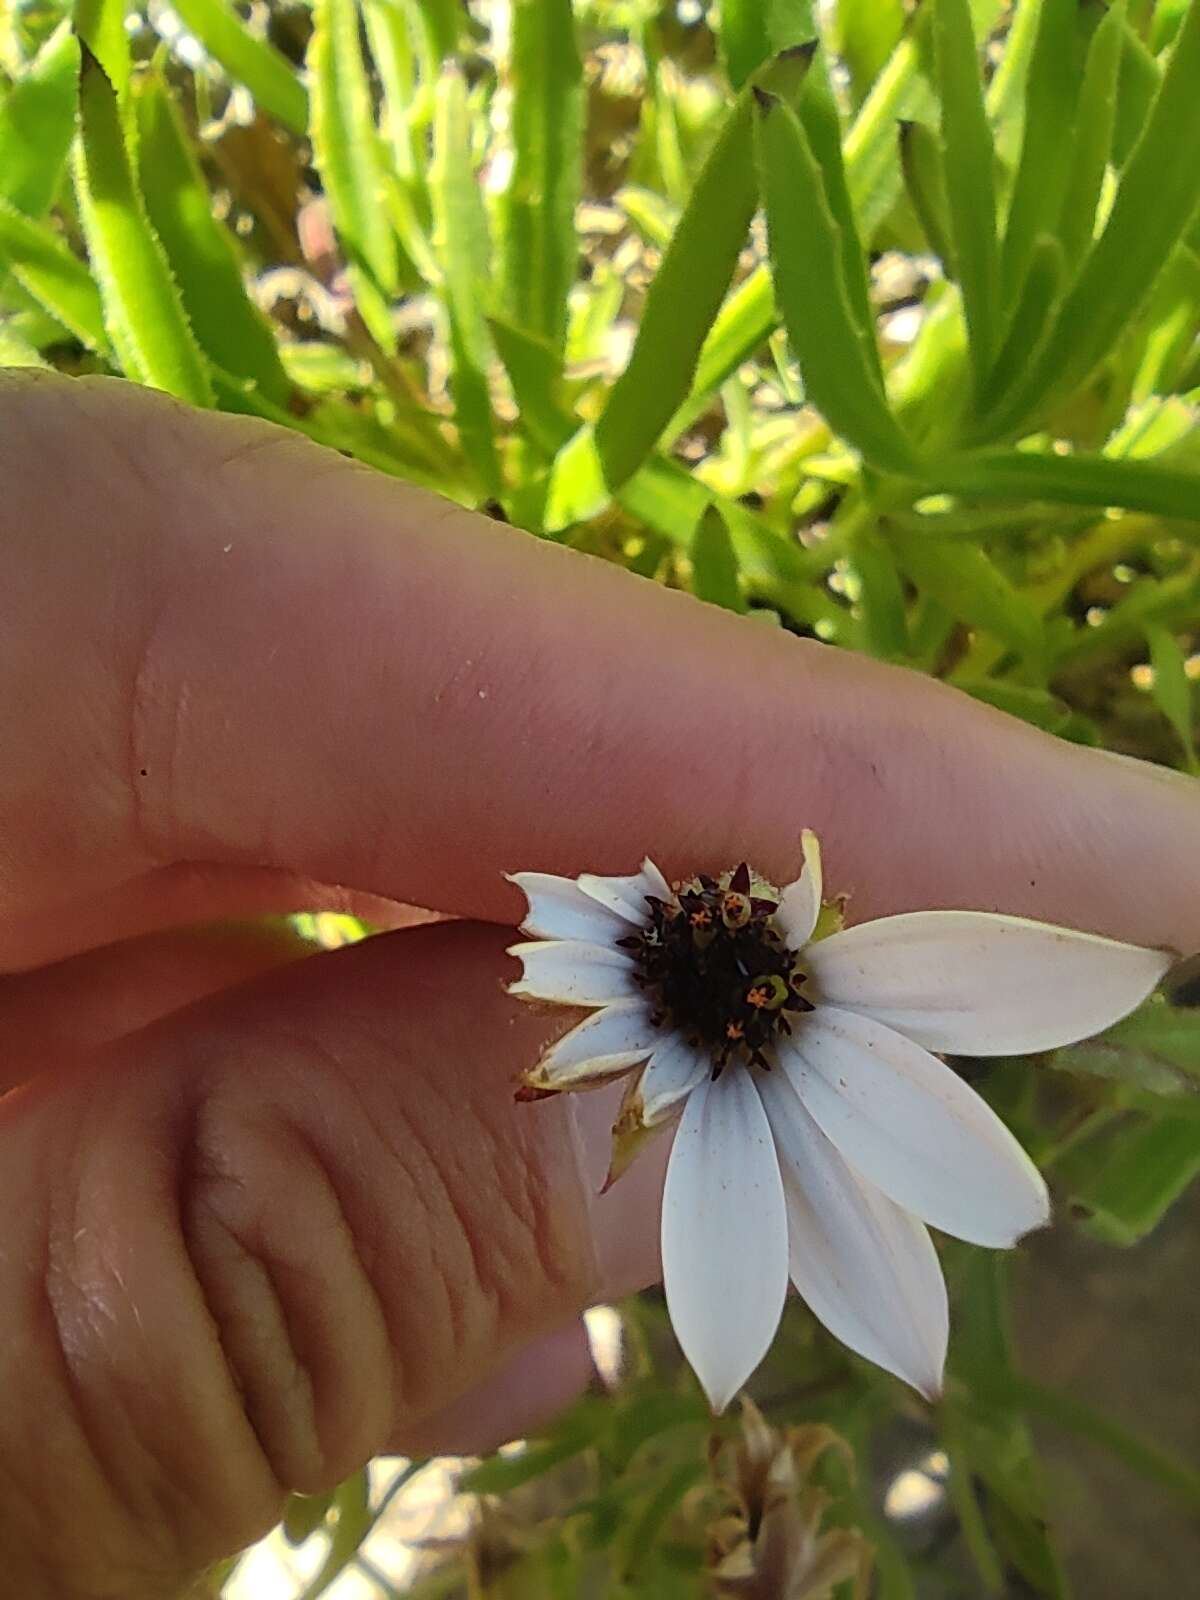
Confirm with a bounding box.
[1,371,1196,1598]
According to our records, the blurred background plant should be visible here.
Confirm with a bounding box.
[3,0,1200,1594]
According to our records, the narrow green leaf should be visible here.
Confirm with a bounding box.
[1131,248,1200,402]
[980,233,1064,414]
[933,0,1000,387]
[409,0,461,64]
[931,448,1200,524]
[718,0,771,88]
[985,0,1200,437]
[690,505,747,613]
[74,46,213,403]
[1055,994,1200,1097]
[489,314,575,456]
[498,0,582,353]
[995,1373,1200,1510]
[1112,19,1160,166]
[309,0,399,342]
[796,51,878,378]
[73,0,129,99]
[170,0,308,135]
[849,516,909,658]
[431,64,500,496]
[664,268,776,442]
[593,54,808,492]
[1056,0,1125,268]
[0,196,109,350]
[844,18,937,246]
[0,22,79,216]
[888,525,1045,662]
[754,91,918,473]
[132,75,289,405]
[998,0,1088,301]
[361,0,417,181]
[1145,623,1198,768]
[0,325,51,367]
[833,0,905,104]
[898,119,955,270]
[1060,1111,1200,1245]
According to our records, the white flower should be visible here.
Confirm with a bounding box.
[505,834,1171,1412]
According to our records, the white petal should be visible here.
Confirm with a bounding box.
[529,1001,658,1088]
[775,829,823,951]
[640,1034,709,1125]
[661,1071,789,1413]
[506,871,630,942]
[783,1007,1049,1247]
[577,858,672,925]
[507,939,640,1005]
[805,910,1170,1056]
[759,1071,947,1399]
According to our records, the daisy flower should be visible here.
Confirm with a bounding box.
[506,834,1171,1411]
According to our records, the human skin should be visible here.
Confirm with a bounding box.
[0,370,1197,1597]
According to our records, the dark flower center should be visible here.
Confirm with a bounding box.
[618,862,814,1076]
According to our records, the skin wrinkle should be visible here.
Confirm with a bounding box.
[178,1119,324,1491]
[178,1036,398,1492]
[36,1123,201,1594]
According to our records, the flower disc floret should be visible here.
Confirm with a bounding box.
[619,862,813,1074]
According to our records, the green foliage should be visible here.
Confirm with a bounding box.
[2,1,1200,1594]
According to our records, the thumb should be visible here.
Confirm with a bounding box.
[0,922,658,1599]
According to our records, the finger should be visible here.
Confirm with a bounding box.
[0,920,315,1090]
[2,371,1197,973]
[0,921,659,1598]
[394,1319,596,1457]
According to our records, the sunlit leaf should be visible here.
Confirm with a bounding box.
[74,45,213,403]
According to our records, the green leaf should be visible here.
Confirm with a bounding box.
[833,0,906,104]
[73,45,213,403]
[73,0,129,99]
[430,63,501,497]
[169,0,308,135]
[1055,993,1200,1096]
[689,505,747,613]
[797,50,878,376]
[932,0,1000,388]
[898,119,955,271]
[1056,0,1125,269]
[719,0,815,88]
[664,267,776,443]
[0,196,109,352]
[361,0,417,182]
[1058,1110,1200,1245]
[930,448,1200,524]
[998,0,1089,303]
[498,0,582,354]
[593,57,801,492]
[309,0,399,344]
[947,1254,1070,1600]
[954,680,1100,745]
[983,0,1200,437]
[848,514,909,658]
[754,90,918,473]
[888,524,1045,663]
[979,233,1064,414]
[0,324,50,367]
[0,22,80,217]
[132,75,290,405]
[993,1373,1200,1511]
[1145,622,1198,769]
[489,313,575,456]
